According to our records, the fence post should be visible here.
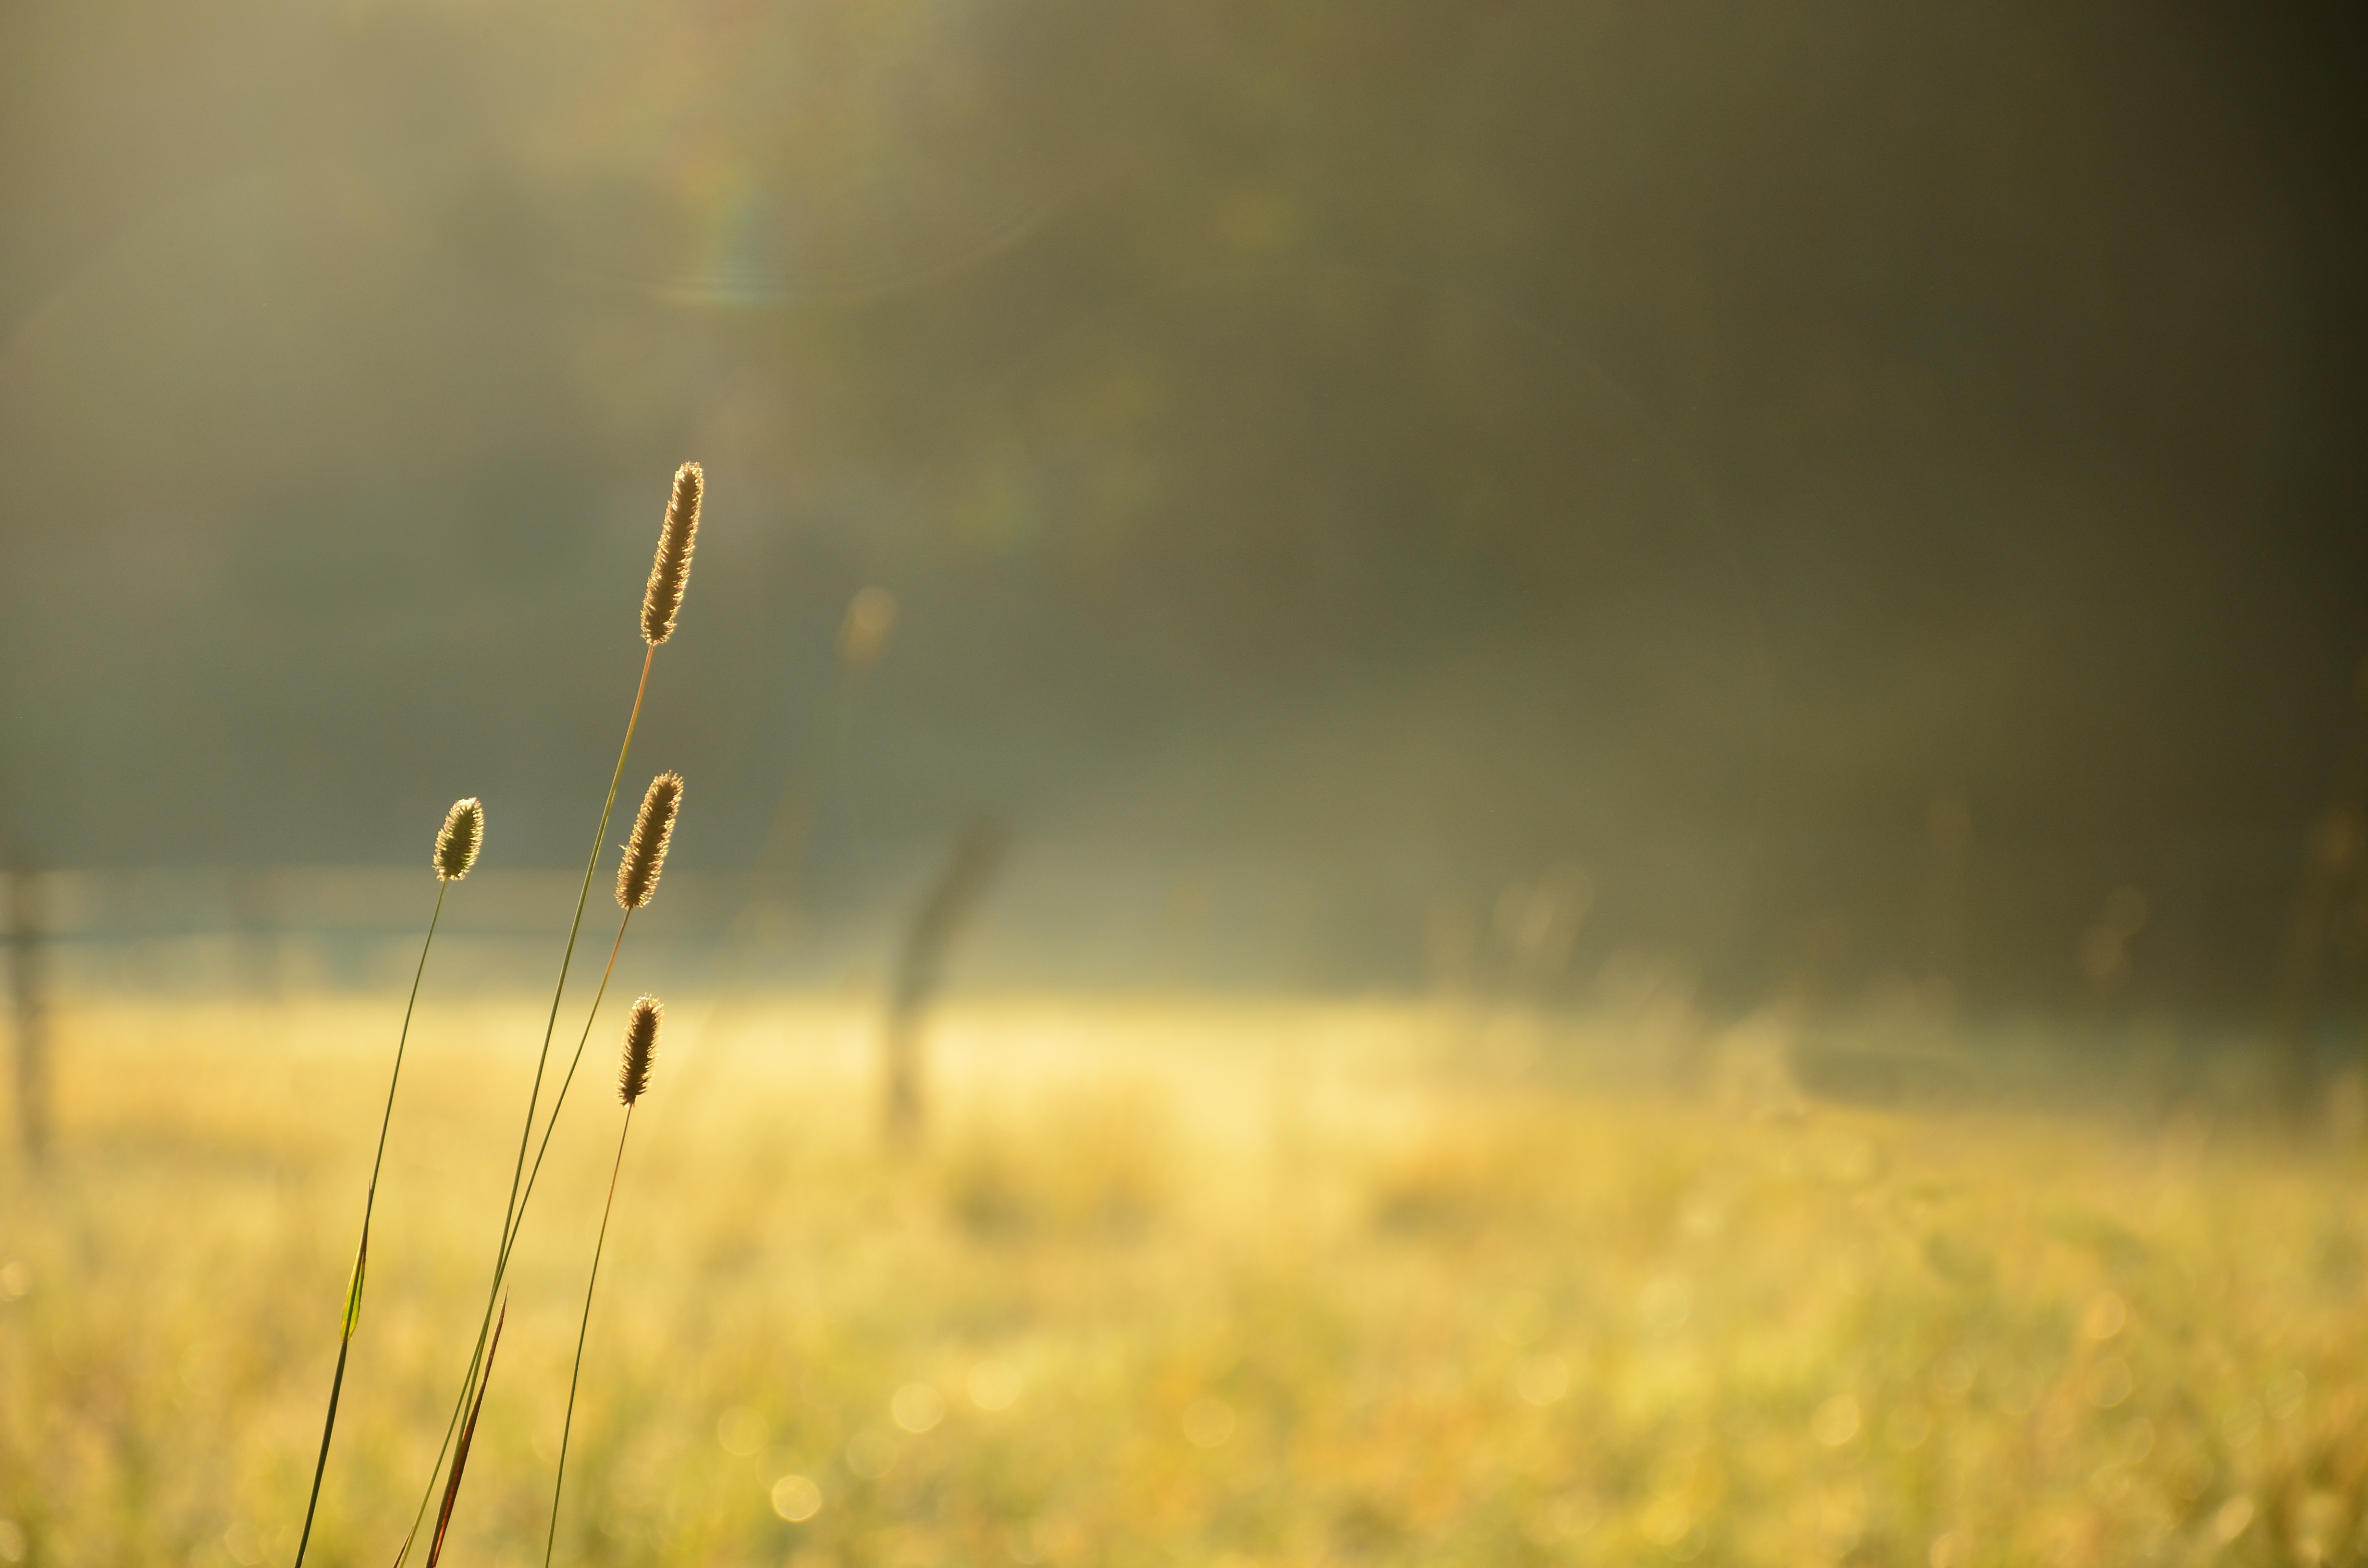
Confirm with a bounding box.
[9,861,49,1163]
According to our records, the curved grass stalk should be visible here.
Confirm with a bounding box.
[293,876,449,1568]
[423,1298,507,1568]
[542,1102,636,1568]
[392,649,652,1567]
[390,910,632,1566]
[396,902,635,1550]
[504,915,633,1281]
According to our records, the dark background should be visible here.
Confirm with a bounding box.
[2,0,2363,1013]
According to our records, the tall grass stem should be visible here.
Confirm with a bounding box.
[542,1104,635,1568]
[293,876,449,1568]
[423,1298,507,1568]
[394,647,653,1566]
[391,911,630,1566]
[504,916,634,1262]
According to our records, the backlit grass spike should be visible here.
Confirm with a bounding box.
[642,462,702,646]
[616,772,683,911]
[619,996,660,1105]
[435,798,483,882]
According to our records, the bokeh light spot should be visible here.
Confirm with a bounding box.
[1639,1276,1691,1336]
[968,1359,1022,1410]
[716,1404,765,1456]
[1515,1353,1568,1406]
[2088,1357,2132,1409]
[844,1429,898,1478]
[1181,1397,1235,1448]
[1812,1394,1861,1447]
[2081,1291,2126,1340]
[770,1474,823,1523]
[892,1381,947,1433]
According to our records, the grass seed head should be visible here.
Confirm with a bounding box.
[616,772,683,910]
[641,462,703,645]
[620,995,661,1105]
[434,798,483,882]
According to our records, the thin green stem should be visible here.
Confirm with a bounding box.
[395,645,654,1568]
[506,912,632,1273]
[424,1296,507,1568]
[543,1104,634,1568]
[423,902,633,1491]
[294,878,448,1568]
[392,911,630,1568]
[505,644,654,1265]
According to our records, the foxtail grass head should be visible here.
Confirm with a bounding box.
[641,462,703,645]
[616,772,682,910]
[619,995,661,1105]
[434,798,484,882]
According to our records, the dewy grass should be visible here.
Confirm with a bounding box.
[543,997,662,1568]
[393,466,702,1566]
[292,797,481,1568]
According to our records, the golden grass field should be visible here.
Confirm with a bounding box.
[2,994,2365,1567]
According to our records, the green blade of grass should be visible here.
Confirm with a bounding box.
[424,1298,507,1568]
[340,1236,368,1344]
[543,1104,635,1568]
[294,877,448,1568]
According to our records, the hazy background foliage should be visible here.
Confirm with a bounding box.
[2,0,2363,1008]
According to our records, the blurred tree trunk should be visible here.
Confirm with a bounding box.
[883,821,1006,1151]
[2269,655,2368,1124]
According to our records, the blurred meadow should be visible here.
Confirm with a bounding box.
[8,995,2368,1566]
[5,0,2368,1564]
